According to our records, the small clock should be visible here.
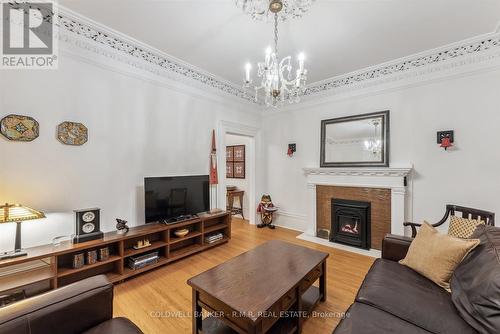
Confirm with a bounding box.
[74,208,103,243]
[82,211,95,223]
[82,222,95,233]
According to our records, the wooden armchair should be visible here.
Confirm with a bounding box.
[404,205,495,238]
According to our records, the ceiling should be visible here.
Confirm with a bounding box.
[59,0,500,86]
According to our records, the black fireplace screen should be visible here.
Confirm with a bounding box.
[331,199,371,249]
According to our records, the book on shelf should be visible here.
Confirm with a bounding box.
[205,232,223,240]
[127,251,159,270]
[206,234,222,240]
[205,232,224,244]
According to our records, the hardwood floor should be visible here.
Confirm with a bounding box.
[113,218,375,334]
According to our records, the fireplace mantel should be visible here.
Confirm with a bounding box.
[303,167,412,178]
[300,165,413,254]
[303,166,412,190]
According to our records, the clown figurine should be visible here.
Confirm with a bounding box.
[257,194,278,229]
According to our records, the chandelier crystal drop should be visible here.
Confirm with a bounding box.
[242,2,308,107]
[364,120,382,155]
[235,0,315,22]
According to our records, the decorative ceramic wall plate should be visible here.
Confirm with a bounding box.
[57,121,88,145]
[0,114,40,141]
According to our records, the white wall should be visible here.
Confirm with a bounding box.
[225,134,252,219]
[2,35,499,253]
[0,52,261,252]
[263,69,500,232]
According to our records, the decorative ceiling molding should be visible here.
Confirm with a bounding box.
[304,30,500,97]
[51,5,500,105]
[55,6,255,103]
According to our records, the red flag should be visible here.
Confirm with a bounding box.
[209,130,218,185]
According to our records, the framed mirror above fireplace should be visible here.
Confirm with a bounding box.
[320,110,390,167]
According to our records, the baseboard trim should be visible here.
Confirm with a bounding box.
[273,223,305,233]
[297,233,381,258]
[277,211,307,220]
[273,211,308,232]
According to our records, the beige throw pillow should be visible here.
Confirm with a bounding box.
[448,215,485,239]
[400,222,479,290]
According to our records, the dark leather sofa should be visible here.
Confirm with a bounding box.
[0,275,143,334]
[334,231,498,334]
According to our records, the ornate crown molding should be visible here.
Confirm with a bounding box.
[47,4,500,105]
[303,167,413,178]
[54,6,255,103]
[304,31,500,97]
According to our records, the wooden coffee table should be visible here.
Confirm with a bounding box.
[187,240,329,334]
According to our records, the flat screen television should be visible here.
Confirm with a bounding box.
[144,175,210,223]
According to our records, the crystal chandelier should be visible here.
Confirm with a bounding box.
[235,0,315,22]
[241,1,309,107]
[364,120,382,155]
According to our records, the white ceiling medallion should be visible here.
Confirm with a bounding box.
[235,0,315,22]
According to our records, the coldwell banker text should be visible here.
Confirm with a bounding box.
[1,1,58,69]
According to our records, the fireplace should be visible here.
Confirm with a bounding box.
[330,199,371,250]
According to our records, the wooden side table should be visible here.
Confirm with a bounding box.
[227,190,244,220]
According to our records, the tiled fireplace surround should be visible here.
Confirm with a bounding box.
[298,166,413,256]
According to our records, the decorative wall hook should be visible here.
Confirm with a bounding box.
[287,143,296,157]
[437,130,454,150]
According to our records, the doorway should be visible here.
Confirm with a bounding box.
[225,133,251,221]
[216,121,259,225]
